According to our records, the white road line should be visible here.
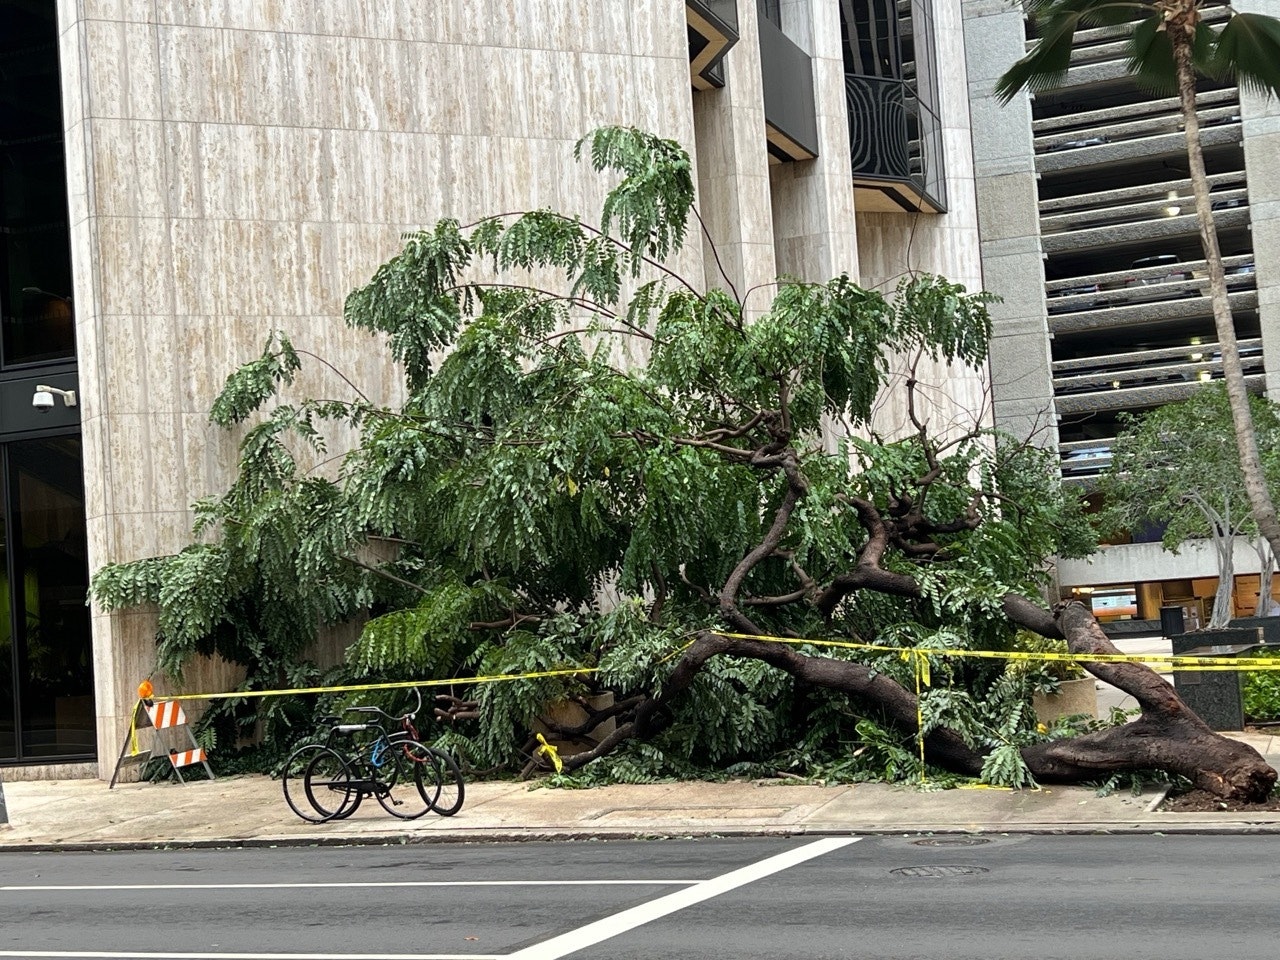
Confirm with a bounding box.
[506,836,861,960]
[0,953,499,960]
[0,879,699,893]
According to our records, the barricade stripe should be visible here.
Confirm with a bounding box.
[146,700,187,729]
[168,748,205,768]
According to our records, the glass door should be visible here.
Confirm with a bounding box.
[0,435,92,761]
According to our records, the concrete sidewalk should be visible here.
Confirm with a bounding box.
[4,731,1280,851]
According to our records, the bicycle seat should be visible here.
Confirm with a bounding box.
[345,706,381,714]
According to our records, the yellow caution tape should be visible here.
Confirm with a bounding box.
[535,733,563,773]
[714,631,1280,671]
[120,624,1280,791]
[903,649,930,779]
[156,666,597,703]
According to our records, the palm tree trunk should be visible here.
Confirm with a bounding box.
[1172,28,1280,562]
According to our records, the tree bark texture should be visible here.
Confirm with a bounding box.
[1017,602,1274,799]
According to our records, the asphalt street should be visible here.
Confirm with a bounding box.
[2,835,1277,959]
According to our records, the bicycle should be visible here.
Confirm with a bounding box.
[281,688,465,822]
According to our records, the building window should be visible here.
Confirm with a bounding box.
[0,0,91,767]
[0,1,76,368]
[841,0,947,213]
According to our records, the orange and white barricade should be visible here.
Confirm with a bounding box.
[109,696,215,788]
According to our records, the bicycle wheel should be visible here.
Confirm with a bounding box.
[282,745,351,822]
[375,739,439,820]
[304,747,358,821]
[423,745,465,817]
[326,757,364,820]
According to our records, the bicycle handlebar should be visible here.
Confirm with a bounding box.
[341,687,422,723]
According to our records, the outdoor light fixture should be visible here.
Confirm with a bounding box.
[32,384,77,412]
[1198,371,1213,382]
[1190,351,1205,361]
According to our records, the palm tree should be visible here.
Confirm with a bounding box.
[996,1,1280,559]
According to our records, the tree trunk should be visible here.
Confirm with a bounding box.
[1018,602,1274,801]
[1255,539,1276,615]
[1209,527,1235,628]
[1172,24,1280,562]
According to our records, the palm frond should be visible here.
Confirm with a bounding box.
[995,17,1080,102]
[1211,12,1280,99]
[1126,14,1216,95]
[996,0,1156,103]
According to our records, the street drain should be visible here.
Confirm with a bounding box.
[890,865,989,878]
[911,837,992,847]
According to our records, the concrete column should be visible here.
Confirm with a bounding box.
[59,0,705,779]
[692,0,778,312]
[767,0,860,282]
[850,0,991,440]
[962,0,1057,445]
[1237,0,1280,396]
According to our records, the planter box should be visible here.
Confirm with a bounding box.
[1031,678,1098,724]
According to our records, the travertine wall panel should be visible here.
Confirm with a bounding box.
[60,0,699,777]
[855,0,989,440]
[692,0,777,308]
[768,0,860,283]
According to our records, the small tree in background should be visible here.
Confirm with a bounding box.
[1100,386,1280,627]
[91,128,1275,799]
[997,0,1280,576]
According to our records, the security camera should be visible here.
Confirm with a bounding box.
[33,385,76,412]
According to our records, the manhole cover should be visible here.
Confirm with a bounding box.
[890,865,989,878]
[911,837,992,847]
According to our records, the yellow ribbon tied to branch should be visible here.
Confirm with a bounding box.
[900,649,932,778]
[535,733,563,773]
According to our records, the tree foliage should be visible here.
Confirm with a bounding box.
[89,126,1276,800]
[1099,386,1280,626]
[1100,385,1280,549]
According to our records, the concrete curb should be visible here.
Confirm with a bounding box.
[8,820,1280,853]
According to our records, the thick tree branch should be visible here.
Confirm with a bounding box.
[742,588,808,607]
[719,453,807,633]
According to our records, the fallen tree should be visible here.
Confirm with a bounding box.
[541,380,1275,800]
[92,127,1276,800]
